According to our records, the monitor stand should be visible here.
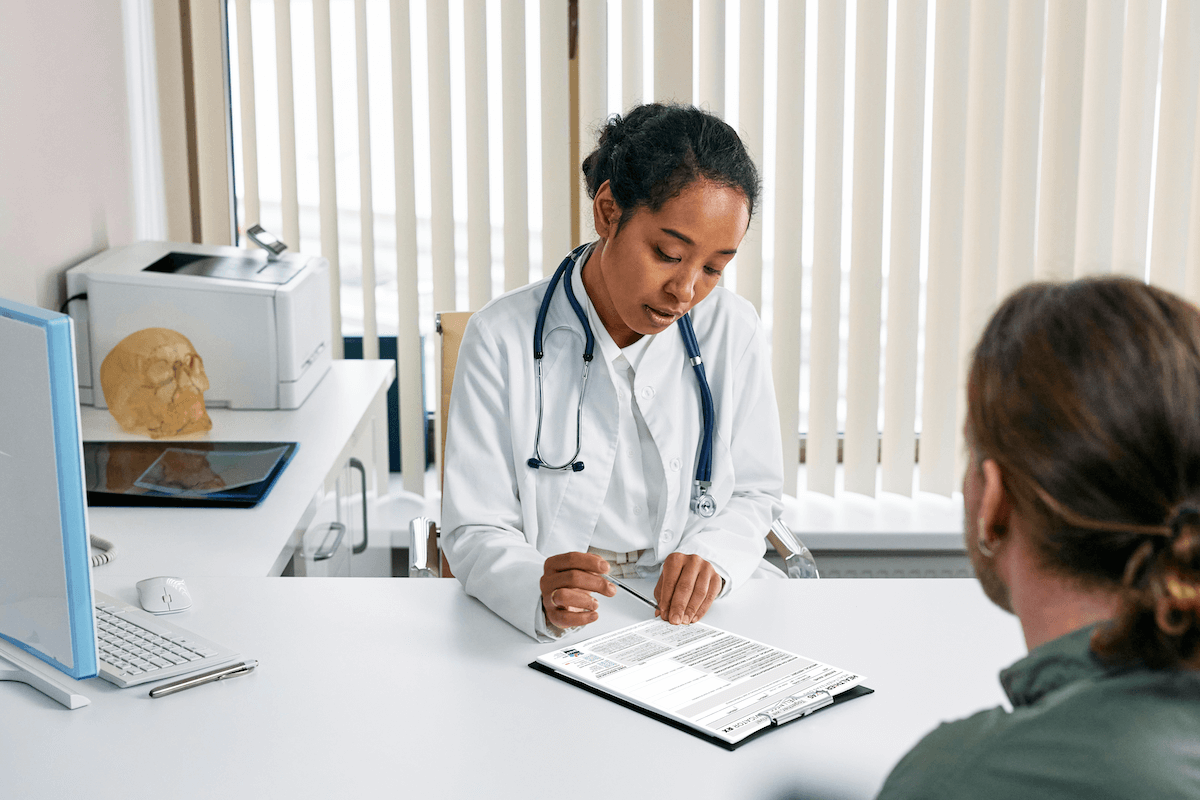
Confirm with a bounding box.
[0,638,90,709]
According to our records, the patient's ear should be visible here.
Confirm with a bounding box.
[979,459,1012,541]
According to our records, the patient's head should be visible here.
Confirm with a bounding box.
[965,277,1200,667]
[100,328,212,439]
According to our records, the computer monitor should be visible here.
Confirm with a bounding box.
[0,298,97,709]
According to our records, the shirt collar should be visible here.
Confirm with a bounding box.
[999,623,1113,707]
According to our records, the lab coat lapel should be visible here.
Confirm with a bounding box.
[533,272,618,554]
[632,326,699,531]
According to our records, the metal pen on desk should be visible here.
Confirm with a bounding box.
[602,574,658,611]
[149,659,258,698]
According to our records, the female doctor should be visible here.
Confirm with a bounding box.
[441,103,784,641]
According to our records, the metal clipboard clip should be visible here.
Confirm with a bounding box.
[756,689,834,726]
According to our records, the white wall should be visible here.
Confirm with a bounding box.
[0,0,136,311]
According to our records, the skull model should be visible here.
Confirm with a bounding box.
[100,328,213,438]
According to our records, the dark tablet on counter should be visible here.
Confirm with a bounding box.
[82,441,298,508]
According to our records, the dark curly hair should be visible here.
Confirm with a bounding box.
[580,103,760,234]
[967,277,1200,669]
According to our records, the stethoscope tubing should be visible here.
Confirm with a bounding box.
[529,243,594,471]
[533,243,593,360]
[677,313,715,487]
[529,356,591,472]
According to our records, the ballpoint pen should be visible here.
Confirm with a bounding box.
[148,659,259,698]
[602,574,659,611]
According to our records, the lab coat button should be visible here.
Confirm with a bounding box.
[640,386,655,400]
[669,458,682,471]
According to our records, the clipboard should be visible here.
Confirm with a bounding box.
[531,618,874,750]
[530,659,873,750]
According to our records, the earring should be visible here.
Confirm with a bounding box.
[977,518,996,558]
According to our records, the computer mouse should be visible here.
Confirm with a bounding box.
[135,576,193,615]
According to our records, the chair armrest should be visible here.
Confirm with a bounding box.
[408,516,441,578]
[767,519,821,579]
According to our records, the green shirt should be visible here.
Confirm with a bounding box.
[876,624,1200,799]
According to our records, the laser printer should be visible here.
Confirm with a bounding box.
[66,240,332,410]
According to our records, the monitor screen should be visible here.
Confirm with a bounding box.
[0,299,97,683]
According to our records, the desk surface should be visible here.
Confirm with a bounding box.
[81,360,394,578]
[2,577,1025,799]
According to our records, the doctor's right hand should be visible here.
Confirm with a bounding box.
[540,552,617,630]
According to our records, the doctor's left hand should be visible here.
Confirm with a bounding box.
[654,553,722,626]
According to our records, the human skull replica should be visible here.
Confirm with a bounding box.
[100,328,213,439]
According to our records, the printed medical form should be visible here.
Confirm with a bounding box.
[534,620,867,747]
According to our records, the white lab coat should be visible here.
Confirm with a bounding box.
[441,260,784,641]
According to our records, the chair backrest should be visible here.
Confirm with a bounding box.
[431,311,473,578]
[436,311,474,485]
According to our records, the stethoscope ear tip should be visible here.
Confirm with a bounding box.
[571,462,585,472]
[527,458,543,469]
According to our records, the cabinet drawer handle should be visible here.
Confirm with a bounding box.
[312,522,346,561]
[349,458,369,555]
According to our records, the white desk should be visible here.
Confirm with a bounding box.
[1,578,1025,799]
[81,360,395,578]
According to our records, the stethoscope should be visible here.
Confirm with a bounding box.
[526,243,718,518]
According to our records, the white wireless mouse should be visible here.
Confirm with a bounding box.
[135,576,193,615]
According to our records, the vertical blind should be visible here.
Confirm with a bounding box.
[223,0,1200,502]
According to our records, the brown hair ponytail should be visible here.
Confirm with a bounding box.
[1093,505,1200,667]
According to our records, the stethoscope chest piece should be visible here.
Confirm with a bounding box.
[691,481,716,518]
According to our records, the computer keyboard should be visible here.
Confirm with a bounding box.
[93,591,241,688]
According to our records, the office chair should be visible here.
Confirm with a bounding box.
[408,311,819,580]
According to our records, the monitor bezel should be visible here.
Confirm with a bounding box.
[0,299,97,679]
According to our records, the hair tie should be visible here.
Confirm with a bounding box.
[1166,505,1200,542]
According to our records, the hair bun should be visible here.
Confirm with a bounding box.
[600,114,626,147]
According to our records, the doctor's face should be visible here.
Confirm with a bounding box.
[584,178,750,348]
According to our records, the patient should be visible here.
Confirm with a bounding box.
[876,277,1200,799]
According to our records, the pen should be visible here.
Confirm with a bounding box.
[148,659,258,698]
[603,574,658,611]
